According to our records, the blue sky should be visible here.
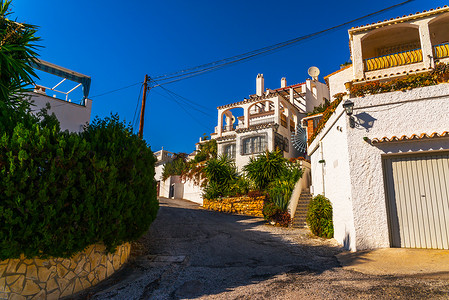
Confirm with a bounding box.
[12,0,447,153]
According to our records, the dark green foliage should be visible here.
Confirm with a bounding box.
[306,195,334,238]
[162,152,188,181]
[262,202,278,220]
[192,139,217,163]
[202,155,236,199]
[243,150,287,191]
[268,162,303,204]
[0,114,158,259]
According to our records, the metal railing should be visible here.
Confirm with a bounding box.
[433,42,449,59]
[222,124,237,132]
[364,48,423,72]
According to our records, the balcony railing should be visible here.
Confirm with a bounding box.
[364,48,423,72]
[433,42,449,59]
[249,117,275,126]
[222,124,237,132]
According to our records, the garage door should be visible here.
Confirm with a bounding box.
[383,152,449,249]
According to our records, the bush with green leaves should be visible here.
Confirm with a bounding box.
[306,195,334,238]
[243,150,288,191]
[0,114,158,259]
[162,152,188,181]
[202,155,237,199]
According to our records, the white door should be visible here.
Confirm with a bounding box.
[383,152,449,249]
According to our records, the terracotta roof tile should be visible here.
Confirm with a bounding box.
[349,6,449,34]
[371,131,449,144]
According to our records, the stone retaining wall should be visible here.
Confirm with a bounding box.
[0,243,130,300]
[203,196,265,217]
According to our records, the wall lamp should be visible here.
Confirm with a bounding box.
[342,99,355,128]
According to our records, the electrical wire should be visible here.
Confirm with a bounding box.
[151,0,414,86]
[89,81,142,98]
[77,1,413,99]
[132,83,144,131]
[151,88,211,129]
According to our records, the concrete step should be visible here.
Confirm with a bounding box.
[291,192,313,228]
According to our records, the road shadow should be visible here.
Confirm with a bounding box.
[69,198,347,299]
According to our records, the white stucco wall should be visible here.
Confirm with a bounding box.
[27,93,92,133]
[182,179,203,205]
[310,83,449,251]
[346,83,449,250]
[326,66,353,97]
[309,104,356,250]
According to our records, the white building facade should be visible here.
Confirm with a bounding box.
[308,6,449,251]
[28,59,92,133]
[214,74,329,171]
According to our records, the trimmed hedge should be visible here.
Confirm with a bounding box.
[0,115,158,259]
[306,195,334,238]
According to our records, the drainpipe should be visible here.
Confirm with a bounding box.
[319,141,325,196]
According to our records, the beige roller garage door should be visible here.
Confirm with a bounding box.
[383,152,449,249]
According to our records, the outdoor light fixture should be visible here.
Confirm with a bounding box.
[273,123,280,133]
[343,99,355,128]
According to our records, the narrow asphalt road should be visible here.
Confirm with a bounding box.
[71,198,449,300]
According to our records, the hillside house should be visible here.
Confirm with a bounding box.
[307,6,449,251]
[28,59,92,132]
[213,73,329,171]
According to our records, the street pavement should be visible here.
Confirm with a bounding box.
[69,198,449,300]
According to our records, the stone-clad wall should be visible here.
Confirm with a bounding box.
[203,196,265,217]
[0,243,130,300]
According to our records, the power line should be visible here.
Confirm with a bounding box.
[157,85,213,116]
[132,83,144,131]
[151,0,414,87]
[151,88,211,129]
[85,1,413,98]
[89,81,142,98]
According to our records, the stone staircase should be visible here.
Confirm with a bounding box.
[291,192,313,228]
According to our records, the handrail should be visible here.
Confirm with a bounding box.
[433,42,449,59]
[364,48,423,71]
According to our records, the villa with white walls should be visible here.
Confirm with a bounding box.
[28,59,92,133]
[213,73,329,171]
[307,6,449,251]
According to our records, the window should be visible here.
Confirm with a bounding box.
[274,133,289,153]
[223,144,236,159]
[242,135,266,155]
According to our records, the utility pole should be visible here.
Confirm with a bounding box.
[138,74,149,139]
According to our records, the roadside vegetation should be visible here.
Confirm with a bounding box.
[307,195,334,238]
[0,0,158,259]
[162,146,304,227]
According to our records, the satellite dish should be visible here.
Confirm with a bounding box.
[291,124,307,153]
[308,66,320,80]
[231,116,236,124]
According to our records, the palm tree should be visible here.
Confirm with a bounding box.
[0,0,40,106]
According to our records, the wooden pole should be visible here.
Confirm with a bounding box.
[138,74,149,139]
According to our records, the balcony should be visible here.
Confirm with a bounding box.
[249,116,275,126]
[364,48,423,72]
[433,42,449,59]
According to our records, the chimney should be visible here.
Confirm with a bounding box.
[281,77,287,88]
[256,74,264,96]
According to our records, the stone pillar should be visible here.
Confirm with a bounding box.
[417,20,434,69]
[351,33,365,80]
[217,109,223,136]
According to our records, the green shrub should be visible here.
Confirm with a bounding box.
[0,114,158,259]
[202,155,236,199]
[306,195,334,238]
[262,202,278,220]
[243,150,288,191]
